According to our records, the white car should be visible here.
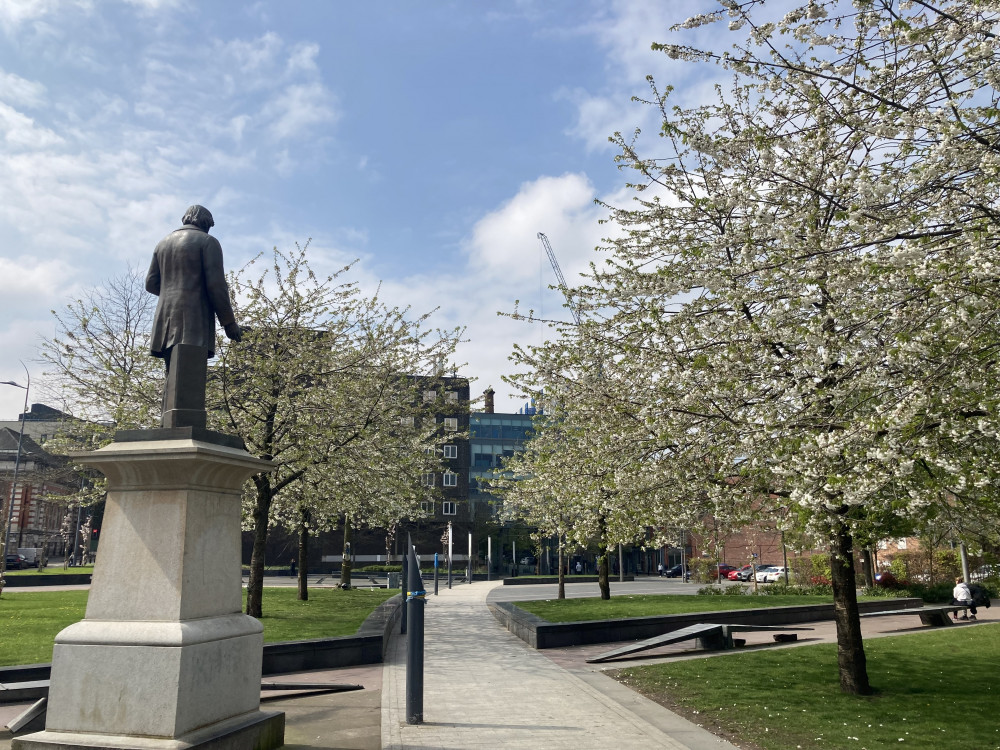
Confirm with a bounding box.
[754,566,779,582]
[764,566,791,583]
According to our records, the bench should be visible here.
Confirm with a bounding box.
[860,605,966,627]
[586,623,813,663]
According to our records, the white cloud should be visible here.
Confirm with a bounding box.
[558,86,650,153]
[0,256,80,306]
[563,0,731,152]
[0,102,63,148]
[264,82,339,141]
[0,70,47,108]
[286,42,320,74]
[0,0,68,33]
[466,173,602,284]
[220,32,284,78]
[122,0,186,10]
[350,172,619,411]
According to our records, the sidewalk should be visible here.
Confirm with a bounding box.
[380,580,737,750]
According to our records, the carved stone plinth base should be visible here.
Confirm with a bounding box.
[13,436,281,750]
[12,710,285,750]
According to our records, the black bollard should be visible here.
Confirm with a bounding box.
[405,537,425,724]
[400,553,408,635]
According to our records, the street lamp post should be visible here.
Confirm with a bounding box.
[0,362,30,589]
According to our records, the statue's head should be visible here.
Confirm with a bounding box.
[181,205,215,231]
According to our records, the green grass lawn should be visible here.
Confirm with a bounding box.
[516,594,856,622]
[616,623,1000,750]
[0,587,396,667]
[0,590,89,666]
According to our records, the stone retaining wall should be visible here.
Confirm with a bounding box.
[260,592,402,674]
[2,574,93,587]
[0,593,404,695]
[488,597,923,649]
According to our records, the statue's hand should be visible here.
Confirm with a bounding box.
[224,322,242,342]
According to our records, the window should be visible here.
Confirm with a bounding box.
[897,538,908,550]
[443,444,457,459]
[421,472,435,487]
[399,416,414,428]
[446,390,459,402]
[443,417,458,432]
[423,390,437,402]
[443,471,457,487]
[420,500,433,514]
[442,501,457,515]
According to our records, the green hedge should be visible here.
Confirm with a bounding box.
[697,582,834,597]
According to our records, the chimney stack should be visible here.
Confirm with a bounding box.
[484,387,495,414]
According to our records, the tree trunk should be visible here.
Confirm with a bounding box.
[246,475,273,618]
[340,515,353,588]
[597,547,611,600]
[597,512,611,600]
[859,547,875,588]
[557,536,566,600]
[830,518,872,695]
[297,506,310,601]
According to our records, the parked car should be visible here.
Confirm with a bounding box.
[763,566,791,583]
[734,564,766,582]
[519,555,537,566]
[664,564,691,579]
[5,553,26,570]
[707,564,737,579]
[17,548,41,568]
[755,565,779,582]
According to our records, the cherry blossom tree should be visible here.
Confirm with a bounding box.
[506,0,1000,694]
[39,269,162,432]
[214,245,462,615]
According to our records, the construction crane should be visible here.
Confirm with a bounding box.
[537,232,581,326]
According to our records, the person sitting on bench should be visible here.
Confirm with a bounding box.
[952,576,977,621]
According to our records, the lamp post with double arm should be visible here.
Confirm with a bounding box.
[0,362,30,589]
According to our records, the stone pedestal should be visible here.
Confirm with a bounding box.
[14,434,284,750]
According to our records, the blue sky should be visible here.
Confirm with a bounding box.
[0,0,726,418]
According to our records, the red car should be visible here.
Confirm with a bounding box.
[729,564,755,581]
[708,564,737,579]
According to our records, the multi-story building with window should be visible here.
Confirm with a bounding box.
[0,422,75,558]
[468,389,536,519]
[411,375,471,529]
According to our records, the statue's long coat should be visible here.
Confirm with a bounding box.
[146,224,237,358]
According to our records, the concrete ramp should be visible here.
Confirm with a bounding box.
[587,624,813,663]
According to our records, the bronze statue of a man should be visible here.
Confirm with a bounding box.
[146,205,241,428]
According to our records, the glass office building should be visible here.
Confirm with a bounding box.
[468,408,535,516]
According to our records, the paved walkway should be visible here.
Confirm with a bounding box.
[380,580,737,749]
